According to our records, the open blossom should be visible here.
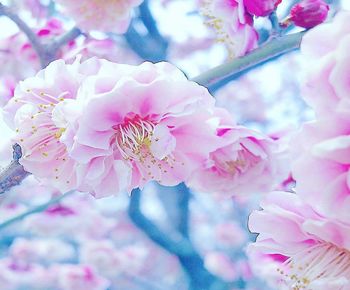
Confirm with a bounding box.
[243,0,282,17]
[3,58,104,192]
[249,191,350,290]
[201,0,258,57]
[60,61,220,197]
[55,0,143,33]
[300,11,350,117]
[292,116,350,222]
[187,110,283,196]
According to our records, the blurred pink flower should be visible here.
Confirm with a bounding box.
[201,0,258,57]
[0,18,75,107]
[204,251,237,281]
[55,0,143,33]
[243,0,282,17]
[80,241,125,277]
[0,259,51,290]
[249,191,350,289]
[188,110,283,196]
[10,238,75,263]
[214,222,246,247]
[54,264,110,290]
[61,61,220,197]
[300,11,350,117]
[65,37,141,65]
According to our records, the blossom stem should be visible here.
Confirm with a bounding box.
[0,190,75,231]
[191,31,305,88]
[269,11,283,37]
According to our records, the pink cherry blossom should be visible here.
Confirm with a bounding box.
[249,191,350,290]
[201,0,258,57]
[291,116,350,222]
[55,0,144,33]
[243,0,282,17]
[60,61,220,197]
[3,58,104,192]
[300,11,350,117]
[187,110,283,196]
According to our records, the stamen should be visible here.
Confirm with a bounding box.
[115,118,155,162]
[279,243,350,289]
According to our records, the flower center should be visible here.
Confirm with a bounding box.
[114,118,155,162]
[277,243,350,289]
[213,147,259,176]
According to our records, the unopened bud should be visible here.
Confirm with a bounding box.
[290,0,329,28]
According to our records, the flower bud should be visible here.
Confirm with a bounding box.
[290,0,329,28]
[243,0,282,17]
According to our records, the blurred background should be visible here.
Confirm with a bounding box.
[0,0,349,289]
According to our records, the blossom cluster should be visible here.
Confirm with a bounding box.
[4,57,283,198]
[200,0,329,58]
[0,171,270,290]
[249,11,350,290]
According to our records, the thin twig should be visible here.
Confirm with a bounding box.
[191,31,305,88]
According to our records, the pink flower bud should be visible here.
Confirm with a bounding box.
[243,0,282,17]
[290,0,329,28]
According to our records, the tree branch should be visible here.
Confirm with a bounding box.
[124,0,168,61]
[0,144,29,194]
[128,188,229,290]
[128,188,193,256]
[0,3,82,67]
[191,31,305,88]
[176,183,190,238]
[0,3,47,66]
